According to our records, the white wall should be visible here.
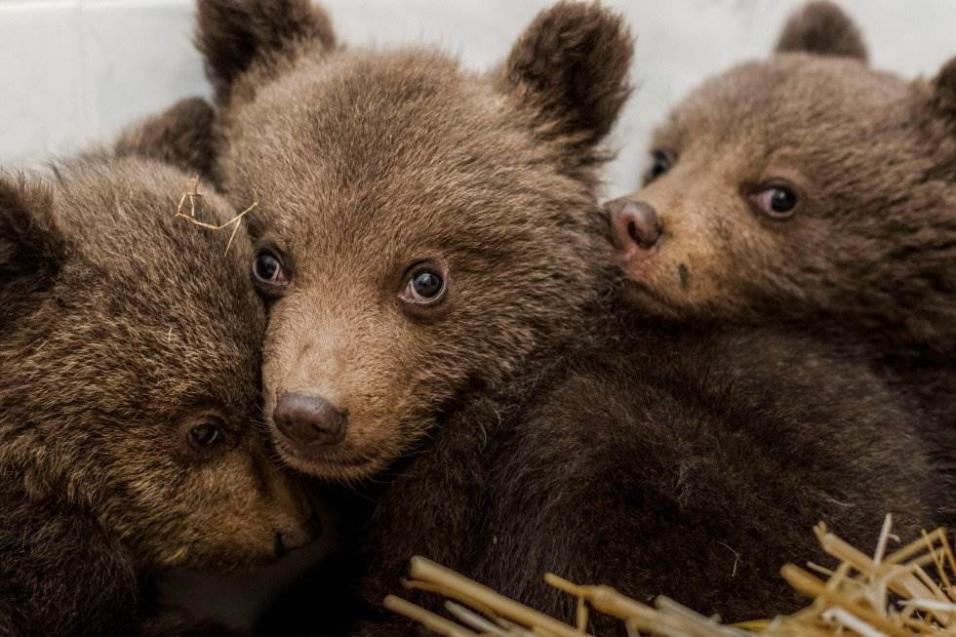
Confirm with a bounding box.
[1,0,954,195]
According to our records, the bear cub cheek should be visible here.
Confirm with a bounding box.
[191,448,318,566]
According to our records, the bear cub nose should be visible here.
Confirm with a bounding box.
[274,392,348,446]
[607,197,661,250]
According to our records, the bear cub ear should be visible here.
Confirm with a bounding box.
[114,97,218,181]
[196,0,336,103]
[501,0,633,151]
[0,177,65,296]
[775,1,868,63]
[933,56,956,119]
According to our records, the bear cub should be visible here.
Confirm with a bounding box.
[0,149,314,635]
[607,1,956,427]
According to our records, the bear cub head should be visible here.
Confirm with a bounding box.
[608,1,956,354]
[196,0,632,481]
[0,157,314,570]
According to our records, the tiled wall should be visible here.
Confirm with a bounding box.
[2,0,955,193]
[1,1,205,164]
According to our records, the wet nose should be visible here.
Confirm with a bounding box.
[607,197,661,250]
[273,392,347,446]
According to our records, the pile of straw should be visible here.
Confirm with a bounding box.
[386,515,956,636]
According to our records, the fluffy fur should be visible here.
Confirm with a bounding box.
[612,2,956,436]
[775,0,867,61]
[265,320,941,635]
[0,151,314,634]
[202,0,628,483]
[113,96,219,181]
[189,0,945,633]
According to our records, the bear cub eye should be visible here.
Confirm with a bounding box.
[751,182,799,219]
[180,413,231,456]
[253,248,290,293]
[190,421,224,448]
[399,262,448,307]
[644,149,676,184]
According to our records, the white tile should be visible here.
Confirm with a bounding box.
[78,0,208,148]
[2,0,956,193]
[0,2,84,165]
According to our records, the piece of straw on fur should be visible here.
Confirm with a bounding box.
[175,175,257,254]
[388,515,956,636]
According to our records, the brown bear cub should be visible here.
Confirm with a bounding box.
[607,2,956,428]
[0,150,315,635]
[193,0,944,632]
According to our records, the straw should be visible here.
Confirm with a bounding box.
[174,175,257,254]
[388,516,956,636]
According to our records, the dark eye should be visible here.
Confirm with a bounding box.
[188,420,225,449]
[253,250,288,286]
[399,264,447,306]
[645,149,675,184]
[412,271,442,298]
[751,183,799,219]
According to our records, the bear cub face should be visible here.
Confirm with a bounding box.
[196,0,631,481]
[0,158,313,570]
[610,1,956,352]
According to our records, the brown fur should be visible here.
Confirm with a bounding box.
[200,0,628,484]
[196,0,336,105]
[187,2,946,634]
[114,96,219,181]
[499,0,633,164]
[612,2,956,432]
[0,153,315,635]
[263,320,941,635]
[775,0,867,62]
